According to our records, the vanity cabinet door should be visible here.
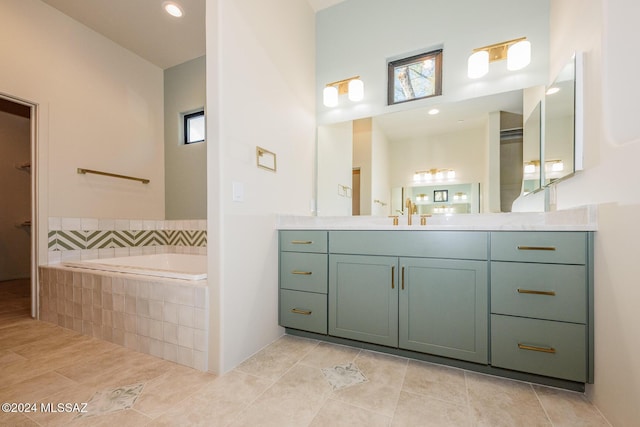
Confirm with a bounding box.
[399,258,488,363]
[329,254,398,347]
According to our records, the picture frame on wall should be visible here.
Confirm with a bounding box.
[388,49,443,105]
[434,190,448,202]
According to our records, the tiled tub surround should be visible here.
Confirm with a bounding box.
[47,217,207,264]
[38,266,208,371]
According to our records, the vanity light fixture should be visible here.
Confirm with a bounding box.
[163,2,184,17]
[453,192,468,201]
[413,169,456,183]
[523,160,540,174]
[468,37,531,79]
[545,160,565,173]
[323,76,364,107]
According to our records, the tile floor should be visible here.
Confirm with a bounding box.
[0,279,611,426]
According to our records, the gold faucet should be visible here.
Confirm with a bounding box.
[405,198,415,225]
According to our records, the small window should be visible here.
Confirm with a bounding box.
[184,110,205,144]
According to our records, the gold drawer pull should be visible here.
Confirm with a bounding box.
[391,266,395,289]
[517,289,556,296]
[518,343,556,354]
[517,245,556,251]
[291,308,312,315]
[291,240,313,244]
[292,271,313,275]
[401,266,405,290]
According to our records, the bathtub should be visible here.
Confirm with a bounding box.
[63,253,207,280]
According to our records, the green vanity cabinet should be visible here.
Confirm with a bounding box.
[489,231,594,383]
[328,231,489,363]
[329,254,398,347]
[399,258,488,363]
[278,231,328,334]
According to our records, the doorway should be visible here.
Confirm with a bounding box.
[352,168,361,216]
[0,95,36,319]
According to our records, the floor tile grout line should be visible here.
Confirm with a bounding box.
[531,383,555,426]
[388,356,410,426]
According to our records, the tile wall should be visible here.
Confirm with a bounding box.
[47,217,207,264]
[39,266,209,371]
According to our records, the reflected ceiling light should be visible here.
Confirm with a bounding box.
[163,2,184,17]
[546,87,560,95]
[413,168,457,183]
[428,108,440,115]
[468,37,531,79]
[323,76,364,107]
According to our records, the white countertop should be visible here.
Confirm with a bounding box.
[277,205,598,231]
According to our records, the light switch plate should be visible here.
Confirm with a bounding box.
[232,181,244,202]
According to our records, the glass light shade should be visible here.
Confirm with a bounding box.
[468,51,489,79]
[507,40,531,71]
[323,86,338,107]
[447,170,456,179]
[348,79,364,102]
[524,163,536,174]
[552,161,564,172]
[435,171,444,180]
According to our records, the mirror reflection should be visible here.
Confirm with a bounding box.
[317,90,527,216]
[544,56,576,184]
[523,101,542,193]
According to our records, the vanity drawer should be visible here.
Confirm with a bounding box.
[491,232,586,264]
[280,252,328,293]
[280,231,328,253]
[491,262,586,323]
[329,231,488,260]
[491,314,586,382]
[280,289,327,334]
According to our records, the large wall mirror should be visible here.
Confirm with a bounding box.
[543,52,583,185]
[317,89,528,216]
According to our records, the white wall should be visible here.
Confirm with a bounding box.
[549,0,640,425]
[0,0,165,224]
[0,107,31,281]
[207,0,316,373]
[165,56,207,220]
[317,122,353,216]
[370,120,390,216]
[316,0,549,125]
[353,118,372,215]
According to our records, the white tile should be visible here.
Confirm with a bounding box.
[164,322,178,344]
[178,305,195,327]
[129,247,143,256]
[150,339,163,358]
[49,217,62,231]
[137,317,150,337]
[177,346,194,368]
[142,220,156,230]
[48,251,62,265]
[98,218,115,230]
[175,286,195,306]
[81,217,99,231]
[155,220,165,230]
[60,250,81,262]
[194,308,207,330]
[149,319,163,340]
[61,217,81,230]
[149,300,163,320]
[138,281,151,299]
[114,219,130,230]
[163,342,178,363]
[188,220,199,230]
[114,247,130,257]
[98,248,115,259]
[124,332,138,351]
[198,220,207,230]
[142,246,157,255]
[150,283,164,301]
[80,249,99,260]
[164,302,179,323]
[195,287,207,308]
[194,329,207,351]
[130,219,143,230]
[178,326,194,348]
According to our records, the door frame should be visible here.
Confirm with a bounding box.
[0,93,40,318]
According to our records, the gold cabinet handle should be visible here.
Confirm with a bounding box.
[517,245,556,251]
[391,266,395,289]
[401,266,405,290]
[291,240,313,244]
[518,343,556,354]
[291,271,313,275]
[291,308,312,315]
[517,289,556,296]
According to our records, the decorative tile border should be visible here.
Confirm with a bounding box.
[47,217,207,264]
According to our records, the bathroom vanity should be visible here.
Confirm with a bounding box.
[277,209,596,390]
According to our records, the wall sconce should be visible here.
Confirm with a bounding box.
[323,76,364,107]
[523,160,540,174]
[545,160,564,173]
[468,37,531,79]
[453,192,468,201]
[413,168,456,183]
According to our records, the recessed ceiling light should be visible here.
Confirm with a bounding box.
[428,108,440,115]
[164,2,184,18]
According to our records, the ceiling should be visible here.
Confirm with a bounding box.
[40,0,346,70]
[40,0,206,69]
[374,90,524,142]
